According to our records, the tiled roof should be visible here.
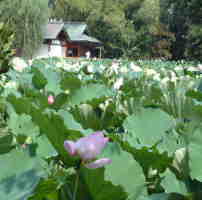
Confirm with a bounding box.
[63,22,87,39]
[43,22,64,39]
[44,21,101,43]
[73,34,101,43]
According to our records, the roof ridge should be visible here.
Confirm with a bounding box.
[48,21,86,25]
[64,21,86,24]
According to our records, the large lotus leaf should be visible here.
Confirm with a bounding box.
[70,104,102,130]
[80,143,146,200]
[32,68,47,90]
[7,112,40,138]
[60,72,81,93]
[103,143,147,199]
[51,93,69,110]
[68,84,113,106]
[110,135,172,174]
[80,167,127,200]
[35,135,57,158]
[161,169,187,196]
[58,109,85,131]
[123,108,174,147]
[0,150,45,200]
[141,193,170,200]
[28,178,59,200]
[8,69,33,89]
[37,67,62,95]
[188,128,202,181]
[58,109,92,135]
[157,130,183,156]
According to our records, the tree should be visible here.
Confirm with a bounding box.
[160,0,202,61]
[0,23,14,73]
[185,0,202,61]
[0,0,49,58]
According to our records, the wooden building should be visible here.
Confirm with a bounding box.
[35,21,102,58]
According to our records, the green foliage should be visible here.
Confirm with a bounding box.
[0,134,13,154]
[161,169,187,195]
[160,0,202,61]
[0,57,202,199]
[0,149,45,200]
[0,0,49,58]
[0,23,14,73]
[188,128,202,181]
[68,83,113,106]
[123,108,174,147]
[49,0,202,60]
[103,143,147,199]
[8,112,40,138]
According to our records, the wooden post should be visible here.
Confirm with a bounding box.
[99,47,102,58]
[78,46,80,57]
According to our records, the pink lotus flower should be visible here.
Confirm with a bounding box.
[48,95,54,104]
[64,132,112,169]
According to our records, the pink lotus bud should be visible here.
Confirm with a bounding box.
[84,158,112,169]
[48,95,54,104]
[21,144,27,149]
[64,132,111,169]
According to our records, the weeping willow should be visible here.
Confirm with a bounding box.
[0,0,49,58]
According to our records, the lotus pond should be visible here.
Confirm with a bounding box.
[0,57,202,200]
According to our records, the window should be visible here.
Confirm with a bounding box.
[67,48,78,57]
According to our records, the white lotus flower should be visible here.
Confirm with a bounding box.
[78,74,82,80]
[4,81,18,89]
[198,64,202,71]
[187,66,198,72]
[114,77,124,90]
[87,65,94,73]
[145,68,157,76]
[99,64,105,71]
[12,57,28,72]
[111,62,119,74]
[120,66,128,73]
[56,63,63,68]
[153,73,161,81]
[130,63,142,72]
[174,66,183,71]
[170,76,178,83]
[161,77,170,85]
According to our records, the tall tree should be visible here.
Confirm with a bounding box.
[0,0,49,58]
[185,0,202,60]
[160,0,202,61]
[0,22,14,73]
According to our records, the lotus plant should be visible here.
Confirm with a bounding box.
[64,132,112,169]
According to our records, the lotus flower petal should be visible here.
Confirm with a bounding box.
[84,158,112,169]
[64,140,77,156]
[75,132,109,161]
